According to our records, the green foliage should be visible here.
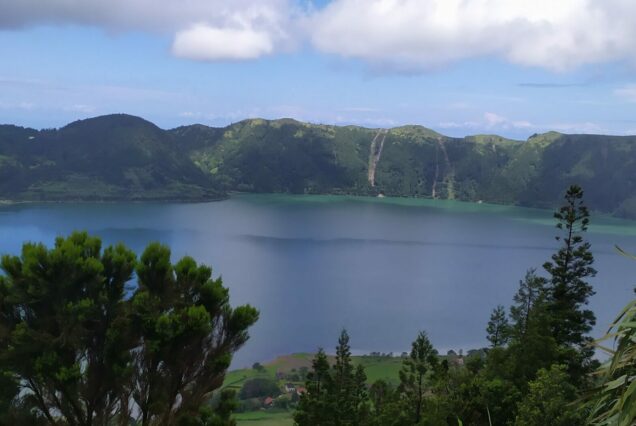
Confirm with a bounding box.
[295,331,369,426]
[0,115,220,202]
[130,244,259,425]
[500,270,558,389]
[486,305,510,348]
[239,378,281,400]
[514,365,583,426]
[475,186,598,423]
[294,349,332,426]
[0,370,17,422]
[182,390,238,426]
[587,299,636,426]
[509,269,547,341]
[0,231,258,426]
[332,330,369,424]
[0,232,137,425]
[450,372,520,426]
[543,185,598,384]
[368,379,395,424]
[398,331,439,424]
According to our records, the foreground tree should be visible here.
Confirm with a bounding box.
[295,330,368,426]
[502,270,558,389]
[368,379,400,426]
[129,243,259,425]
[398,331,439,424]
[332,330,369,425]
[509,269,547,341]
[479,186,598,421]
[514,365,583,426]
[189,389,238,426]
[0,233,138,425]
[586,298,636,426]
[295,348,332,426]
[543,185,597,383]
[0,232,258,426]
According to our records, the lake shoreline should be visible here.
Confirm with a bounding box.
[1,189,632,219]
[3,191,635,229]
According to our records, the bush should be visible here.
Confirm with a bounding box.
[239,378,281,400]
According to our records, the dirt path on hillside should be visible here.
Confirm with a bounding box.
[368,130,387,187]
[432,138,455,199]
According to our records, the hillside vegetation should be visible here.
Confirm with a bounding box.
[3,114,636,217]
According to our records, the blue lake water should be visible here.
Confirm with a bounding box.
[1,194,635,367]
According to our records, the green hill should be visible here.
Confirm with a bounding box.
[0,114,221,201]
[2,114,636,218]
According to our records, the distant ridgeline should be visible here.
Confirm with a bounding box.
[2,113,636,218]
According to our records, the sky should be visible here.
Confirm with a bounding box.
[2,0,636,139]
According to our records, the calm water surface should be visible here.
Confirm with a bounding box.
[1,194,635,367]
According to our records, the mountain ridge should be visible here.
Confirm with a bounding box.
[2,113,636,218]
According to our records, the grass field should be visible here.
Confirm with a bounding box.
[352,355,403,384]
[235,410,294,426]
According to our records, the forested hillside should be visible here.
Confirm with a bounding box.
[0,115,220,201]
[3,114,636,218]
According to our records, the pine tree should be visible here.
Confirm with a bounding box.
[369,380,393,419]
[0,232,258,426]
[509,269,547,340]
[332,329,368,425]
[486,305,510,348]
[542,185,597,381]
[295,331,369,426]
[399,331,438,424]
[295,349,333,426]
[333,329,355,422]
[503,270,558,388]
[353,364,370,425]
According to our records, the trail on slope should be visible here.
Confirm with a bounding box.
[432,138,455,199]
[432,146,439,199]
[368,130,387,187]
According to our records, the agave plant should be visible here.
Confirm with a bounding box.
[587,247,636,426]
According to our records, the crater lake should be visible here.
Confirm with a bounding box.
[1,194,635,367]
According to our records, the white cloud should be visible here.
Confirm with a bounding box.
[484,112,506,127]
[4,0,636,71]
[309,0,636,72]
[172,25,274,61]
[0,0,295,61]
